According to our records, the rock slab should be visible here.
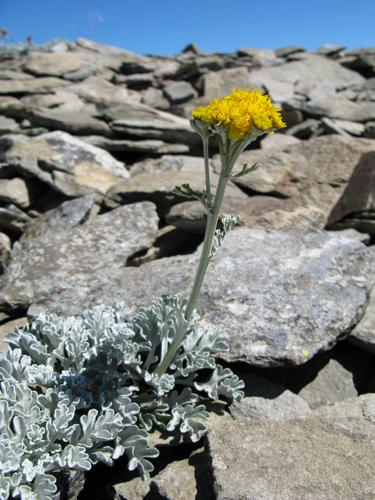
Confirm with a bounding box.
[0,202,158,312]
[25,228,374,368]
[208,396,375,500]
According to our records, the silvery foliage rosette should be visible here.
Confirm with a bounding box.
[0,295,244,499]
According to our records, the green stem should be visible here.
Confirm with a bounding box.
[154,137,233,376]
[202,135,212,207]
[184,168,228,320]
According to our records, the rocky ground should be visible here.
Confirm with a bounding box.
[0,38,375,499]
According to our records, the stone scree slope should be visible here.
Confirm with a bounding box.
[0,38,375,499]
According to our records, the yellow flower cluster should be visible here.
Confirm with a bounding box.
[192,88,286,140]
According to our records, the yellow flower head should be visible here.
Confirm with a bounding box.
[192,88,286,140]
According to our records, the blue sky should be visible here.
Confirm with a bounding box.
[1,0,374,55]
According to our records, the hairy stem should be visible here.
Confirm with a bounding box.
[184,167,228,320]
[203,135,212,207]
[154,136,236,376]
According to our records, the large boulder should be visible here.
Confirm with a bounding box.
[0,202,159,313]
[24,227,374,368]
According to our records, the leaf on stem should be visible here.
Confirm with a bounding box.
[172,183,202,201]
[231,162,259,178]
[210,214,240,260]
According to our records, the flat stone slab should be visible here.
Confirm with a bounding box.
[0,77,70,95]
[230,390,311,422]
[166,197,325,233]
[0,131,128,197]
[25,227,374,367]
[80,136,189,155]
[0,202,159,313]
[208,395,375,500]
[23,52,83,77]
[304,96,375,122]
[100,101,199,147]
[228,136,375,225]
[107,154,247,215]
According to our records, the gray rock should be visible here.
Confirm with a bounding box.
[323,118,365,136]
[349,286,375,353]
[0,70,34,81]
[328,151,375,225]
[0,178,30,208]
[285,118,320,139]
[200,67,252,100]
[214,147,307,198]
[365,78,375,90]
[321,117,352,137]
[0,96,24,119]
[263,341,373,408]
[0,116,20,134]
[237,48,282,67]
[64,76,129,104]
[315,44,346,57]
[118,53,156,75]
[152,449,212,500]
[0,131,128,197]
[307,82,337,101]
[304,96,375,122]
[166,197,324,233]
[0,232,10,274]
[260,133,300,150]
[230,390,311,422]
[247,68,295,102]
[23,52,82,77]
[112,448,212,500]
[207,398,375,500]
[28,107,111,136]
[80,135,189,155]
[113,73,154,90]
[312,394,375,435]
[0,205,30,237]
[141,87,170,109]
[274,46,306,58]
[20,195,96,242]
[107,155,247,215]
[103,101,199,147]
[245,54,364,100]
[175,55,226,80]
[0,202,159,313]
[364,121,375,138]
[153,59,181,79]
[341,48,375,76]
[26,228,374,367]
[297,359,359,409]
[20,90,85,112]
[0,77,70,95]
[129,154,204,176]
[163,81,197,104]
[230,136,375,225]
